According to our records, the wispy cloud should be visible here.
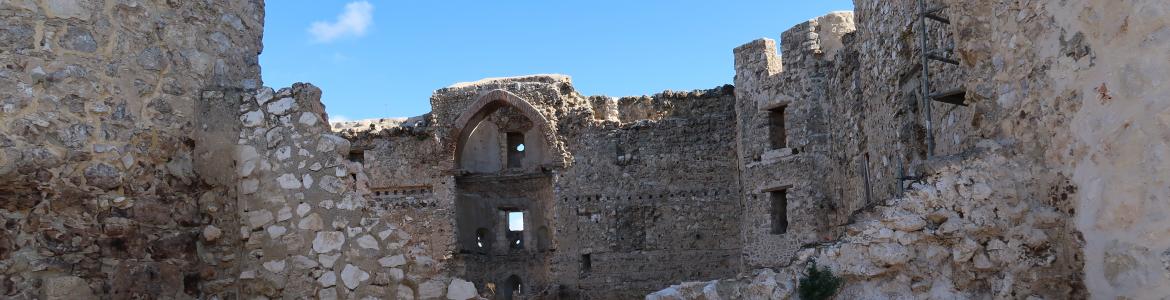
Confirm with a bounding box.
[329,115,351,123]
[308,1,374,43]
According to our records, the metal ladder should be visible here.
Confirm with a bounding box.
[917,0,965,158]
[899,0,963,197]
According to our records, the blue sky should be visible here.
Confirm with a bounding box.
[260,1,854,121]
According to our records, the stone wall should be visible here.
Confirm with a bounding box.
[344,77,746,298]
[237,83,476,299]
[655,0,1170,298]
[0,0,261,298]
[553,86,743,298]
[649,150,1081,299]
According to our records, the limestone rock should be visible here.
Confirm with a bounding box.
[84,163,122,190]
[247,210,274,230]
[277,173,302,189]
[340,264,369,290]
[446,278,477,300]
[41,276,94,300]
[313,231,345,253]
[379,255,406,268]
[268,97,296,115]
[263,260,286,273]
[203,225,223,242]
[299,213,323,230]
[318,271,337,287]
[319,253,341,268]
[356,235,379,250]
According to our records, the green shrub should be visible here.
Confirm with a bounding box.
[798,261,842,300]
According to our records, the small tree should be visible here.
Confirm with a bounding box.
[798,261,842,300]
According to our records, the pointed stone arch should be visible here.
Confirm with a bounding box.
[452,89,558,170]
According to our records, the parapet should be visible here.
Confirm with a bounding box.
[733,11,856,81]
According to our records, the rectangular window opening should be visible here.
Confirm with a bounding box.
[507,211,525,231]
[770,189,788,234]
[506,132,525,169]
[505,210,525,250]
[768,105,787,149]
[347,150,364,163]
[581,253,592,273]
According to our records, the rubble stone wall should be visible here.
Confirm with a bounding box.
[236,84,475,299]
[655,0,1170,298]
[0,0,262,298]
[552,86,744,298]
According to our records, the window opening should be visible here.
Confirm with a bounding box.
[506,132,525,168]
[768,105,787,149]
[770,189,788,234]
[506,210,525,249]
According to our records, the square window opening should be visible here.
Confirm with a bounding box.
[347,150,365,163]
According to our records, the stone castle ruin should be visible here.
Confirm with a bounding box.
[2,0,1168,299]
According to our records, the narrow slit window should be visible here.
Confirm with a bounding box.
[768,105,787,149]
[770,189,788,234]
[581,253,592,273]
[475,228,490,251]
[506,132,525,169]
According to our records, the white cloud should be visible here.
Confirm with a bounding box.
[308,1,374,43]
[329,115,351,123]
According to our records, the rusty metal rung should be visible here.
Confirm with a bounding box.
[927,53,959,65]
[924,12,950,24]
[929,88,967,106]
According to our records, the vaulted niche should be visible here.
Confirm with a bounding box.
[456,96,548,174]
[453,90,556,298]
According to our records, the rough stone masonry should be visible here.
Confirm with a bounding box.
[2,0,1169,299]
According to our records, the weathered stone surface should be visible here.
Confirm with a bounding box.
[378,255,406,268]
[267,97,296,115]
[84,163,122,190]
[313,231,345,253]
[203,225,223,242]
[41,276,94,300]
[247,210,274,230]
[318,271,337,287]
[340,264,369,289]
[60,26,97,53]
[446,278,477,300]
[6,0,1166,298]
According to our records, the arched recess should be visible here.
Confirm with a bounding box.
[452,89,559,171]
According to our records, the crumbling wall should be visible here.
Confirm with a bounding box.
[733,13,855,270]
[348,77,746,298]
[335,116,457,268]
[654,0,1170,297]
[0,0,262,298]
[553,86,743,299]
[649,150,1080,299]
[944,0,1170,297]
[236,83,477,299]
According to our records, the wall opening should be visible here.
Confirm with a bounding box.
[347,150,364,163]
[537,226,550,251]
[475,228,491,253]
[506,132,525,169]
[506,210,525,249]
[581,253,592,273]
[500,275,523,300]
[768,105,787,149]
[769,189,788,234]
